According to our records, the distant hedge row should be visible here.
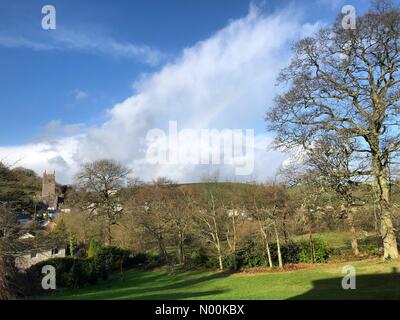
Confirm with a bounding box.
[189,239,330,270]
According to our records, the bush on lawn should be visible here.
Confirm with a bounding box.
[27,247,149,291]
[27,257,91,289]
[298,239,330,263]
[189,248,208,267]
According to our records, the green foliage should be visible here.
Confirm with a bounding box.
[0,163,41,212]
[233,239,331,269]
[145,254,163,267]
[204,257,219,269]
[240,241,264,268]
[189,249,207,267]
[27,257,89,288]
[360,245,381,257]
[88,239,101,258]
[298,239,330,263]
[92,248,114,280]
[222,256,237,270]
[66,259,93,288]
[27,247,146,292]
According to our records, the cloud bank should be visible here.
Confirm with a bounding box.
[0,5,320,184]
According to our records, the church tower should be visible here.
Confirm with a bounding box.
[42,171,57,209]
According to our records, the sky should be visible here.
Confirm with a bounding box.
[0,0,377,184]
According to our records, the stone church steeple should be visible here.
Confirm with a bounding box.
[42,170,57,209]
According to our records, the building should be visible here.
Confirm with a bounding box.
[15,246,66,270]
[42,171,57,210]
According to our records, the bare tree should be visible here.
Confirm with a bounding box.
[75,159,130,246]
[195,185,226,270]
[163,185,195,265]
[267,1,400,259]
[302,137,364,256]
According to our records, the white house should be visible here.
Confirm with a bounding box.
[15,246,66,271]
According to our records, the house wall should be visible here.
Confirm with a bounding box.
[15,248,66,271]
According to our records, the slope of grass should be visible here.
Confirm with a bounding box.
[36,259,400,300]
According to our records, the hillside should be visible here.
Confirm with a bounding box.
[0,163,41,212]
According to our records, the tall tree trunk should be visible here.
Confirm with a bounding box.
[107,219,112,246]
[309,223,315,264]
[157,234,168,263]
[274,223,283,269]
[178,230,185,265]
[231,215,237,270]
[347,207,359,256]
[372,155,399,259]
[373,201,381,248]
[282,211,289,244]
[216,242,223,270]
[260,228,273,268]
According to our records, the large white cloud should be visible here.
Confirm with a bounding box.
[0,5,320,184]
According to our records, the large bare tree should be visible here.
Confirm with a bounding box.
[75,159,130,246]
[267,1,400,259]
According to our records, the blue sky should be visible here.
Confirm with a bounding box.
[0,0,382,182]
[1,0,251,145]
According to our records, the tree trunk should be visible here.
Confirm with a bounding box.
[372,155,399,259]
[260,228,273,268]
[157,234,168,263]
[178,230,185,265]
[347,207,359,256]
[282,211,289,244]
[107,219,112,246]
[216,243,223,270]
[231,216,237,270]
[274,223,283,269]
[309,224,315,264]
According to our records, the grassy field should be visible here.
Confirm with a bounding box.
[36,258,400,300]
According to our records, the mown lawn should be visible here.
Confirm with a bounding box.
[36,259,400,300]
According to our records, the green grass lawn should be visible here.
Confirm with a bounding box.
[294,230,378,250]
[36,258,400,300]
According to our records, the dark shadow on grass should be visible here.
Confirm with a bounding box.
[119,290,227,300]
[156,271,233,291]
[290,268,400,300]
[54,271,232,300]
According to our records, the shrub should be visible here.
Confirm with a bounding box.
[91,248,114,280]
[27,247,151,292]
[240,241,264,268]
[222,255,236,270]
[204,257,219,269]
[88,239,101,258]
[361,245,381,256]
[27,257,91,289]
[66,259,92,288]
[298,238,330,263]
[189,248,208,267]
[236,239,330,269]
[145,254,163,267]
[124,253,148,268]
